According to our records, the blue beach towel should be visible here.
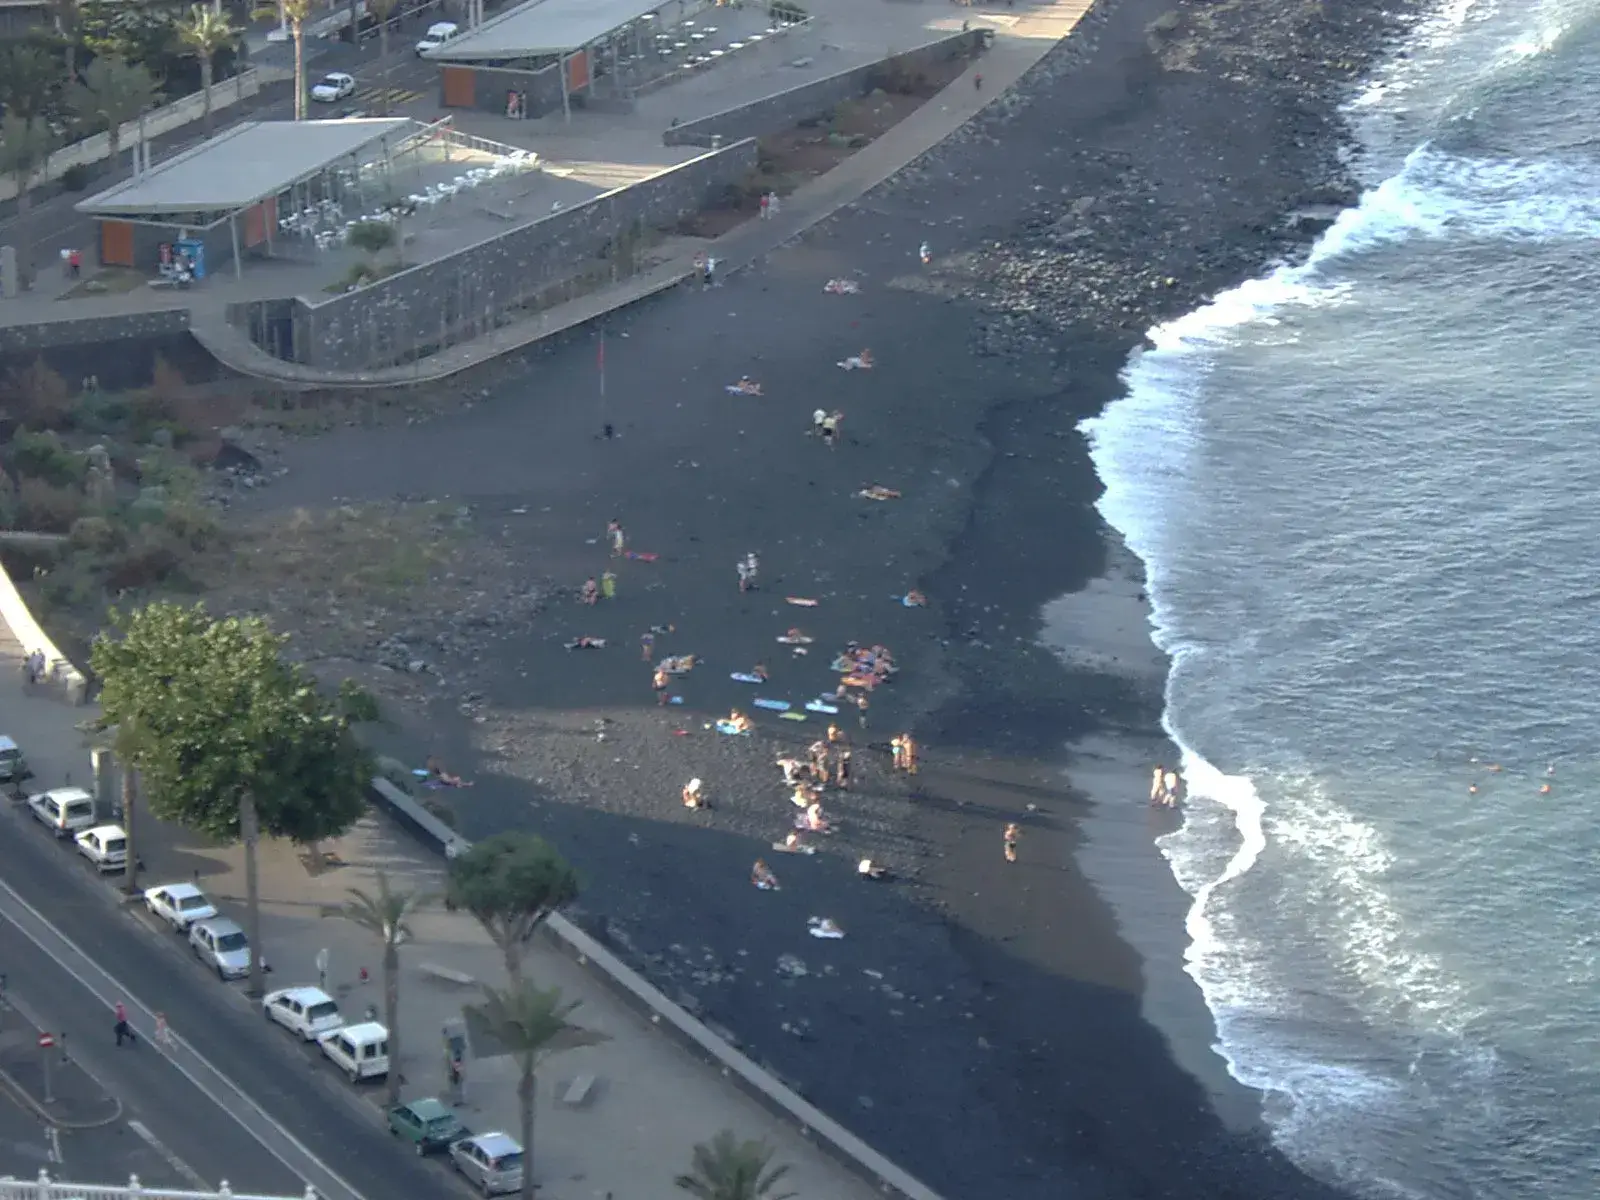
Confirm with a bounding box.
[753,698,791,712]
[716,720,750,736]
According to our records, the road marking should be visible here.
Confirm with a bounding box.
[48,1126,61,1163]
[0,874,366,1200]
[128,1118,210,1190]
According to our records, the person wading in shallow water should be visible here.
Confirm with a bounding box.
[1003,823,1020,864]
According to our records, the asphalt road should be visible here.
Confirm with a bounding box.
[0,918,297,1193]
[0,799,469,1200]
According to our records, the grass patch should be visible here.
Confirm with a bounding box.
[60,269,147,299]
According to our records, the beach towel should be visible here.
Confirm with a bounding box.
[731,673,764,684]
[897,594,926,607]
[773,840,817,855]
[858,486,901,501]
[786,597,820,607]
[715,721,750,736]
[780,712,807,722]
[824,278,859,295]
[776,635,814,645]
[624,551,659,562]
[669,696,684,705]
[805,700,839,715]
[754,698,790,712]
[840,674,877,690]
[808,917,845,939]
[724,380,763,396]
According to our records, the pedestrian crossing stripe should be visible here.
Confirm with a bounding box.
[356,86,424,105]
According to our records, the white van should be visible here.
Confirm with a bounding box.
[28,787,97,838]
[415,21,458,55]
[75,824,128,872]
[317,1021,389,1083]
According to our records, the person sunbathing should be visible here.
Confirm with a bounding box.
[682,778,706,809]
[580,578,599,605]
[776,757,804,784]
[425,756,472,788]
[751,663,769,682]
[751,860,780,890]
[566,636,606,650]
[727,710,753,734]
[858,858,888,881]
[903,589,927,607]
[797,803,830,832]
[791,783,817,808]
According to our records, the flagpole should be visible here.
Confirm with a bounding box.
[598,324,608,436]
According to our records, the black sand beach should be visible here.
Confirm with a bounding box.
[230,0,1425,1196]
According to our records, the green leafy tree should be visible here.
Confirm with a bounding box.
[91,603,374,996]
[336,870,429,1108]
[0,45,61,120]
[675,1131,796,1200]
[178,6,238,133]
[467,982,607,1200]
[252,0,314,120]
[448,832,578,983]
[70,55,157,171]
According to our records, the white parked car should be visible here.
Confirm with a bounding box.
[144,883,218,933]
[317,1021,389,1083]
[416,21,459,55]
[28,787,97,838]
[188,917,262,981]
[311,72,357,102]
[75,824,127,873]
[263,986,344,1042]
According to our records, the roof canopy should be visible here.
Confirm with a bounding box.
[423,0,663,61]
[75,119,412,218]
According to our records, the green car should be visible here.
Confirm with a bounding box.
[387,1098,468,1155]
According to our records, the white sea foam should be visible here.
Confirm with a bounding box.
[1070,1,1596,1189]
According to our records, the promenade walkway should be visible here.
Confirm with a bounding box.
[0,621,922,1199]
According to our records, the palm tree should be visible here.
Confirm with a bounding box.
[253,0,315,120]
[675,1131,797,1200]
[178,6,239,134]
[70,57,158,173]
[367,0,401,113]
[46,0,82,84]
[467,982,608,1200]
[336,871,431,1108]
[0,113,59,283]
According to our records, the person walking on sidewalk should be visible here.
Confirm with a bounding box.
[114,1000,135,1046]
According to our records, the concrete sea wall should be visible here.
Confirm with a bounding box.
[282,140,758,373]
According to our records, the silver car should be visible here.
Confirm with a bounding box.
[188,918,261,981]
[449,1132,524,1195]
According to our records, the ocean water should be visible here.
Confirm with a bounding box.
[1076,0,1600,1197]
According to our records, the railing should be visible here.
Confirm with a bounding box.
[0,1172,316,1200]
[0,69,263,205]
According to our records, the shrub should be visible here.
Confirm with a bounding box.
[3,359,74,429]
[346,220,396,256]
[9,429,86,487]
[149,352,187,400]
[104,526,183,591]
[60,163,90,192]
[69,515,123,553]
[16,478,85,533]
[160,501,219,551]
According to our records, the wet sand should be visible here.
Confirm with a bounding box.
[236,0,1422,1195]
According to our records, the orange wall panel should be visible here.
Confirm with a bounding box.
[99,219,134,267]
[442,66,476,108]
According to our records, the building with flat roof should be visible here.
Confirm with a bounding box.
[424,0,693,119]
[75,118,411,278]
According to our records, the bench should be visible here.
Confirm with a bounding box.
[561,1073,598,1108]
[419,963,476,987]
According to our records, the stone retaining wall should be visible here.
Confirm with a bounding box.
[662,30,986,149]
[0,309,191,358]
[282,140,758,373]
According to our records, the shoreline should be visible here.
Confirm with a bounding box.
[58,0,1430,1195]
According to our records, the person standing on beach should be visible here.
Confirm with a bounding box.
[1162,770,1180,808]
[835,749,852,789]
[821,411,841,449]
[919,241,932,265]
[600,570,617,601]
[581,577,599,605]
[1003,823,1019,864]
[812,408,828,439]
[738,553,759,592]
[1151,766,1166,805]
[653,666,670,704]
[607,519,625,557]
[855,692,869,729]
[641,631,655,662]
